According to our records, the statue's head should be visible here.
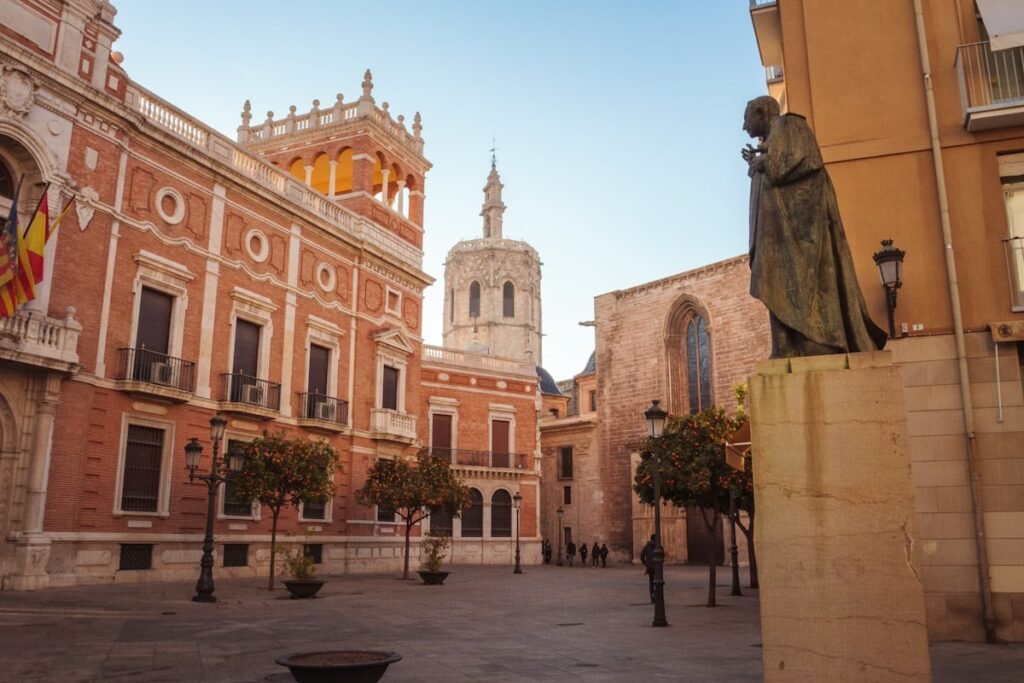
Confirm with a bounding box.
[743,96,780,140]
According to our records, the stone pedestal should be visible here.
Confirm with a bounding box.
[749,352,930,682]
[10,534,51,591]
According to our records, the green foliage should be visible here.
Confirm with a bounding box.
[282,546,317,580]
[633,406,748,515]
[420,532,450,573]
[231,432,339,589]
[233,432,339,513]
[356,448,471,522]
[356,448,470,579]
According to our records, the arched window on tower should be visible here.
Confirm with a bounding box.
[449,288,454,323]
[686,314,713,414]
[503,281,514,318]
[469,281,481,318]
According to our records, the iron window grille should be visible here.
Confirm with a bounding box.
[119,543,153,571]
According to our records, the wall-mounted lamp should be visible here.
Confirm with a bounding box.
[872,239,905,338]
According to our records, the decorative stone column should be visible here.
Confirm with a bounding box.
[11,375,61,591]
[328,159,337,199]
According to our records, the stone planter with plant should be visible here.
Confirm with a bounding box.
[282,547,325,598]
[417,532,450,585]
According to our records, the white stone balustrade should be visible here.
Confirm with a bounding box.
[125,84,423,270]
[370,409,417,441]
[422,345,535,376]
[0,306,81,371]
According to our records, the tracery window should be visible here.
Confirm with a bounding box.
[686,315,713,414]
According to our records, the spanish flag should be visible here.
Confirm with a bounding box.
[0,181,20,316]
[23,188,49,285]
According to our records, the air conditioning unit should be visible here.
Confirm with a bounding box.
[240,384,264,406]
[315,401,335,421]
[150,362,175,386]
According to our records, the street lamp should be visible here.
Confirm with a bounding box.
[513,491,523,574]
[556,505,564,566]
[644,399,669,628]
[185,414,244,603]
[872,239,906,338]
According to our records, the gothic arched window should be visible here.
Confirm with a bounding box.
[686,315,713,414]
[469,281,481,318]
[503,281,515,318]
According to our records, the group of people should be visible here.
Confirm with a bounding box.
[541,539,608,567]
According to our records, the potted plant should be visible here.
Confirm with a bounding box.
[282,547,325,598]
[417,532,450,585]
[276,650,401,683]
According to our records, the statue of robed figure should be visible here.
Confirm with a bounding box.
[742,96,887,358]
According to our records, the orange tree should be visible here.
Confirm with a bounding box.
[356,448,471,579]
[232,432,339,590]
[633,405,747,607]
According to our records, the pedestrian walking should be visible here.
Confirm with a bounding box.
[591,542,600,567]
[600,543,608,568]
[542,538,551,564]
[640,535,655,602]
[580,543,588,567]
[566,540,577,567]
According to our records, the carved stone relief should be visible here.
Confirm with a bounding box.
[364,279,383,312]
[76,186,98,230]
[0,65,35,119]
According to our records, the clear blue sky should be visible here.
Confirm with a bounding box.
[114,1,767,381]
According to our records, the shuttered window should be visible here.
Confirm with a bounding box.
[462,489,483,537]
[382,365,400,410]
[121,425,164,513]
[559,446,573,479]
[491,490,512,537]
[431,413,453,454]
[136,287,173,354]
[233,319,261,376]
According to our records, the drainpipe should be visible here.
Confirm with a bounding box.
[912,0,996,643]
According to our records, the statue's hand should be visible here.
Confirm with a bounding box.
[741,144,757,163]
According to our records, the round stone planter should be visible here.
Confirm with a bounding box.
[276,650,402,683]
[417,570,449,585]
[283,579,325,599]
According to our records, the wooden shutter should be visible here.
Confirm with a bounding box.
[431,413,452,451]
[382,365,399,410]
[136,287,173,354]
[233,319,261,376]
[307,344,330,395]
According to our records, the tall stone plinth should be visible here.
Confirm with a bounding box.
[750,352,931,682]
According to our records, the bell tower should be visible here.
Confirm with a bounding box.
[443,161,542,364]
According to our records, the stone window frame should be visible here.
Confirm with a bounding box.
[488,403,517,456]
[129,251,195,363]
[227,287,277,382]
[385,286,402,316]
[490,488,514,538]
[304,315,344,400]
[374,331,413,415]
[112,413,176,518]
[427,396,460,451]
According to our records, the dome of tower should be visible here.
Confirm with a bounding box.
[536,366,562,396]
[580,350,596,376]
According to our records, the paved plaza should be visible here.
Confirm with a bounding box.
[0,563,1021,682]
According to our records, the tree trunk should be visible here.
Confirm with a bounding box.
[741,510,758,589]
[403,518,413,579]
[701,506,719,607]
[268,507,281,590]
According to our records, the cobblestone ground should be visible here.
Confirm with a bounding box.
[0,564,1020,682]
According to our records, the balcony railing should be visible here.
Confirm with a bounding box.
[431,448,528,470]
[0,306,81,373]
[117,347,196,393]
[370,409,417,441]
[955,41,1024,131]
[297,392,349,426]
[219,373,281,412]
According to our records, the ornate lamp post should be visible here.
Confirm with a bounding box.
[644,399,669,627]
[872,239,906,338]
[513,491,523,574]
[184,414,244,603]
[556,505,564,566]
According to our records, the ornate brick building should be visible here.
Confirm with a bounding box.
[0,0,538,590]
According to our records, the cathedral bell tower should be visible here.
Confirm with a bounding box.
[443,161,542,364]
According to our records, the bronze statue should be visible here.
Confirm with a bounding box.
[742,96,886,358]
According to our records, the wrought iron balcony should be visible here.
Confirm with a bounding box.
[297,392,349,432]
[370,408,417,442]
[218,372,281,416]
[956,41,1024,131]
[431,448,528,470]
[0,306,81,373]
[116,347,196,400]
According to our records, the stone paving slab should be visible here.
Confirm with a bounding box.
[0,564,1020,682]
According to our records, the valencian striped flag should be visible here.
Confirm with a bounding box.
[0,179,21,316]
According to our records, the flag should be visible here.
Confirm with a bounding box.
[23,185,49,285]
[12,208,36,307]
[0,180,21,316]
